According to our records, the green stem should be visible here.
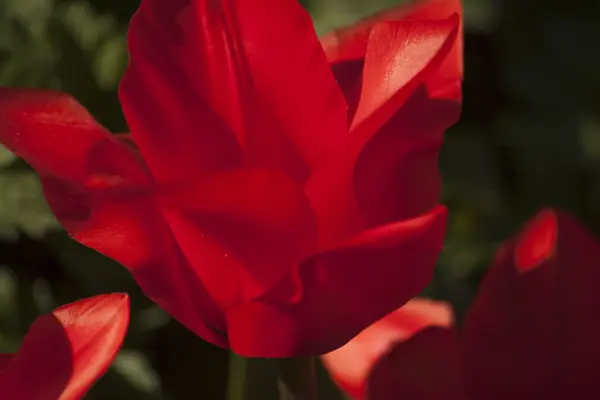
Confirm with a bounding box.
[277,357,317,400]
[227,353,279,400]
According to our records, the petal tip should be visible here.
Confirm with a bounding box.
[514,208,558,273]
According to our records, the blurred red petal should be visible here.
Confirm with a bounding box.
[41,178,228,349]
[0,355,13,370]
[463,208,600,399]
[321,298,453,399]
[0,294,129,400]
[120,0,346,182]
[365,327,466,400]
[226,206,447,357]
[0,88,148,186]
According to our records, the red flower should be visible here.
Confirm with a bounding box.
[0,294,129,399]
[0,0,461,357]
[323,208,600,399]
[321,298,454,399]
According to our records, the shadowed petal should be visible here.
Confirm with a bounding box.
[463,209,600,399]
[366,327,466,400]
[321,298,453,399]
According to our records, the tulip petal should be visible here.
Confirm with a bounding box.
[0,355,13,370]
[120,0,347,182]
[365,327,466,400]
[226,206,447,357]
[463,209,600,399]
[353,86,460,226]
[0,294,129,400]
[350,15,459,135]
[322,0,462,120]
[160,168,318,305]
[0,88,148,185]
[42,178,229,349]
[321,298,453,399]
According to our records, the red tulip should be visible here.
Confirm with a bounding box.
[0,294,130,399]
[0,0,461,357]
[324,208,600,399]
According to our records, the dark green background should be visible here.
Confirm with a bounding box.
[0,0,599,398]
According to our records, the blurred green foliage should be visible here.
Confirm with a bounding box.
[0,0,600,398]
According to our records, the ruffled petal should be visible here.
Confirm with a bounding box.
[365,327,466,400]
[120,0,347,182]
[0,294,129,400]
[321,298,453,399]
[226,206,447,357]
[160,168,318,306]
[463,209,600,399]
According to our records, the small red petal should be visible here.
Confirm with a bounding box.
[0,294,129,400]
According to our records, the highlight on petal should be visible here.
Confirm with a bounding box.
[226,206,448,357]
[514,208,558,272]
[120,0,347,182]
[322,0,462,65]
[365,327,466,400]
[321,298,453,399]
[0,88,147,185]
[322,0,463,123]
[0,294,130,400]
[463,209,600,399]
[350,15,460,135]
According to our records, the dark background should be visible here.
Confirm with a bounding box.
[0,0,599,398]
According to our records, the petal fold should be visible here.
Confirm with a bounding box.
[226,206,448,357]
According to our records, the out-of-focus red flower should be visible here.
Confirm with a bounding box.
[324,208,600,399]
[0,294,129,399]
[321,298,454,399]
[0,0,461,357]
